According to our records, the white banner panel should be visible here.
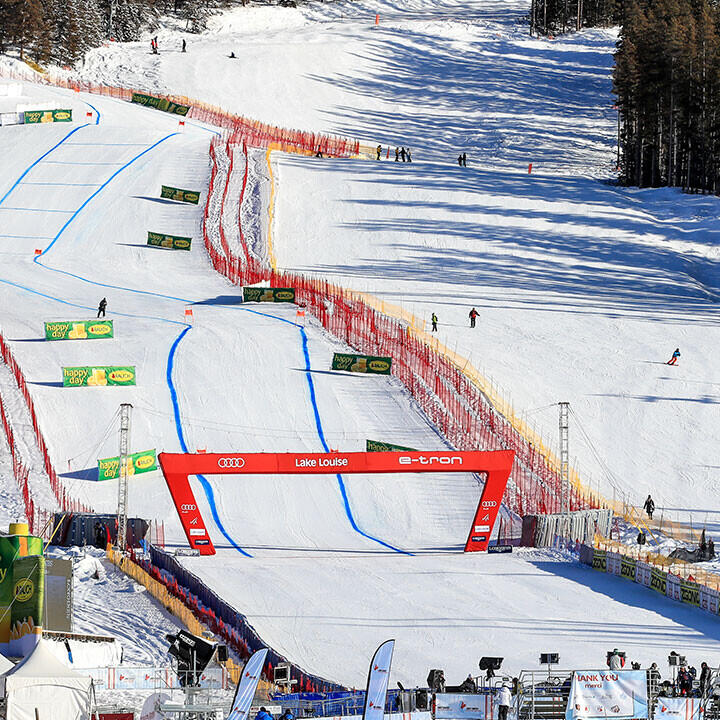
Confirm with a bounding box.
[666,574,682,601]
[656,698,703,720]
[227,648,268,720]
[565,670,648,720]
[700,586,719,614]
[434,693,494,720]
[363,640,395,720]
[606,553,622,576]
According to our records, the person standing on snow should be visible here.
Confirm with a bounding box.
[182,39,186,52]
[667,348,681,365]
[462,152,467,166]
[97,298,107,318]
[407,148,412,162]
[395,147,399,161]
[376,144,382,160]
[700,662,712,697]
[607,649,625,670]
[431,313,438,332]
[496,684,512,720]
[469,307,479,328]
[400,147,406,162]
[458,155,463,166]
[643,494,655,520]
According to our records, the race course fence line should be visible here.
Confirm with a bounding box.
[0,332,93,526]
[204,135,602,518]
[0,64,360,158]
[108,545,345,693]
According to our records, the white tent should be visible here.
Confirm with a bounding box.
[0,653,14,674]
[1,639,92,720]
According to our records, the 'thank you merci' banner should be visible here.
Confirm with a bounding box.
[565,670,648,720]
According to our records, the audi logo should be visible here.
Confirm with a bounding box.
[218,457,245,469]
[181,504,196,512]
[481,501,498,507]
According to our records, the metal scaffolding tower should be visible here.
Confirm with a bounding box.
[116,403,132,552]
[559,402,570,517]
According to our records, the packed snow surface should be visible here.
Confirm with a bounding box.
[0,0,718,691]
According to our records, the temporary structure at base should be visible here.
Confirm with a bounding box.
[0,639,92,720]
[565,670,648,720]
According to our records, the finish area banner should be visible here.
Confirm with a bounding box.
[655,698,703,720]
[158,450,514,556]
[565,670,648,720]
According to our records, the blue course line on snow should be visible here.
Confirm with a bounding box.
[20,182,103,187]
[41,161,125,165]
[35,133,178,261]
[86,101,101,124]
[1,207,75,213]
[298,327,410,556]
[0,276,188,326]
[0,123,89,207]
[5,121,399,556]
[167,326,253,558]
[187,122,221,137]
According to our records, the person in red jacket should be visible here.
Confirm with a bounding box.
[469,307,479,328]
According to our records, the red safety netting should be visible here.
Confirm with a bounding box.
[203,137,604,518]
[0,65,360,157]
[0,332,93,525]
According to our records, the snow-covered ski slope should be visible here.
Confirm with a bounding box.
[74,0,720,521]
[1,0,719,688]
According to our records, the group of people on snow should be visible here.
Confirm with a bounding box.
[431,307,479,332]
[150,37,187,54]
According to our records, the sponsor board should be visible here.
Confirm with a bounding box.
[23,108,72,124]
[650,568,667,595]
[655,698,702,720]
[332,352,392,375]
[147,231,192,251]
[566,670,648,720]
[97,449,157,481]
[9,555,44,656]
[62,366,136,387]
[242,287,295,303]
[488,545,513,554]
[160,185,201,204]
[620,556,636,581]
[680,579,700,607]
[366,439,418,452]
[45,319,114,341]
[592,549,607,572]
[131,92,190,116]
[434,693,494,720]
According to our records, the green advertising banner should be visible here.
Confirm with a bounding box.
[62,366,136,387]
[242,287,296,303]
[650,567,667,594]
[332,353,392,375]
[131,92,190,116]
[680,580,700,607]
[366,439,418,452]
[98,449,158,481]
[10,555,44,651]
[591,549,606,572]
[161,185,201,205]
[23,109,72,124]
[0,535,43,648]
[45,319,114,341]
[147,231,192,251]
[620,556,637,581]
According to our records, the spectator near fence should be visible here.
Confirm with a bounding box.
[497,683,512,720]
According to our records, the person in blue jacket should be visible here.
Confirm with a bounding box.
[255,707,274,720]
[667,348,681,365]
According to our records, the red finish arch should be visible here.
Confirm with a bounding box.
[158,450,515,556]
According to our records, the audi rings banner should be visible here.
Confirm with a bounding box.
[158,450,515,555]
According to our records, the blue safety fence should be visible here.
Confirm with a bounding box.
[144,545,345,692]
